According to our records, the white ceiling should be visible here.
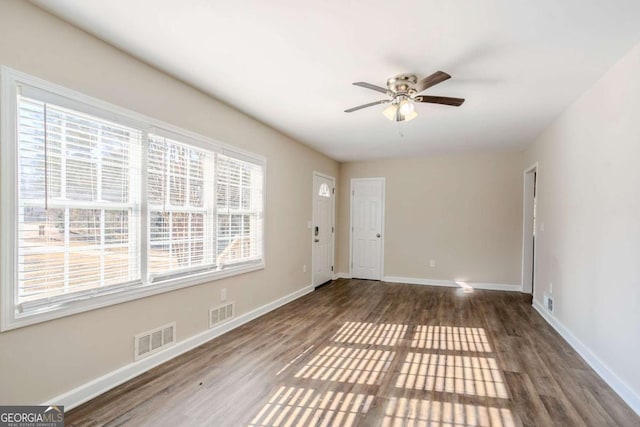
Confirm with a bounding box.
[32,0,640,161]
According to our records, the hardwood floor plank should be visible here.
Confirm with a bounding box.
[539,394,587,427]
[503,371,553,426]
[65,280,639,426]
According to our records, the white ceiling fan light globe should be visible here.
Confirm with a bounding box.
[382,103,398,121]
[401,110,418,122]
[397,99,418,122]
[398,100,414,115]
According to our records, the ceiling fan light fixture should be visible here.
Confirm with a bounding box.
[382,101,418,122]
[382,103,398,121]
[398,99,414,115]
[400,110,418,122]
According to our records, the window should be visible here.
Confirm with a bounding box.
[16,96,142,310]
[318,183,331,198]
[0,67,265,330]
[216,155,263,267]
[147,135,215,278]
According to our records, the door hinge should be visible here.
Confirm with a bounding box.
[332,226,334,233]
[331,266,334,272]
[332,187,335,195]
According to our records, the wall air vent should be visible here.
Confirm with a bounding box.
[210,302,235,328]
[134,322,176,361]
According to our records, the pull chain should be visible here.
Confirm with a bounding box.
[44,103,49,211]
[397,120,405,138]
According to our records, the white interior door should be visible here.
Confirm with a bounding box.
[312,173,335,286]
[351,178,384,280]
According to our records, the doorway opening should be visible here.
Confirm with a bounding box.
[521,164,538,295]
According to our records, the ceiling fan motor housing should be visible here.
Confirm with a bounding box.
[386,74,418,95]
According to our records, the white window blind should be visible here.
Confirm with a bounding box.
[147,134,215,279]
[17,95,142,307]
[216,154,263,267]
[2,68,266,330]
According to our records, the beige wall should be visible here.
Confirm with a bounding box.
[337,151,524,285]
[524,41,640,400]
[0,0,338,404]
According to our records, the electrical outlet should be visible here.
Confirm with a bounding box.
[429,259,436,268]
[220,288,227,302]
[549,282,553,293]
[544,293,554,313]
[303,264,307,273]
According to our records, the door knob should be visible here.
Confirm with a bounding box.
[376,233,381,238]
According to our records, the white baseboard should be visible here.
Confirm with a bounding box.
[532,300,640,416]
[43,284,315,411]
[334,272,351,280]
[382,276,521,292]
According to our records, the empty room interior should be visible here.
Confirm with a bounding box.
[1,1,640,426]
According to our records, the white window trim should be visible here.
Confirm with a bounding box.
[0,66,266,331]
[146,135,217,279]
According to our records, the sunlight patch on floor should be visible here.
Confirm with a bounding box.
[294,346,395,385]
[254,321,512,426]
[276,346,314,376]
[382,398,516,427]
[248,386,374,427]
[331,321,408,346]
[396,353,509,398]
[411,326,492,352]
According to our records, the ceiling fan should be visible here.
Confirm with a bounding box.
[344,71,465,122]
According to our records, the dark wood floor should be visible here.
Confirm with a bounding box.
[66,279,639,426]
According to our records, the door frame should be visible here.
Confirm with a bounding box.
[312,171,336,286]
[349,177,385,280]
[521,162,538,294]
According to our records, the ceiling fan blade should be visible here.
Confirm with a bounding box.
[352,82,388,94]
[414,95,465,106]
[344,99,389,113]
[413,71,451,94]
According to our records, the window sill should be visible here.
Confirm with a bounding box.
[1,262,265,331]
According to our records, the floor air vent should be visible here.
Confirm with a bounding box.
[135,322,176,361]
[210,302,235,328]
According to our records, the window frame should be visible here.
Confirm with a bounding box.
[215,154,264,268]
[0,67,266,331]
[146,133,217,281]
[16,98,145,311]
